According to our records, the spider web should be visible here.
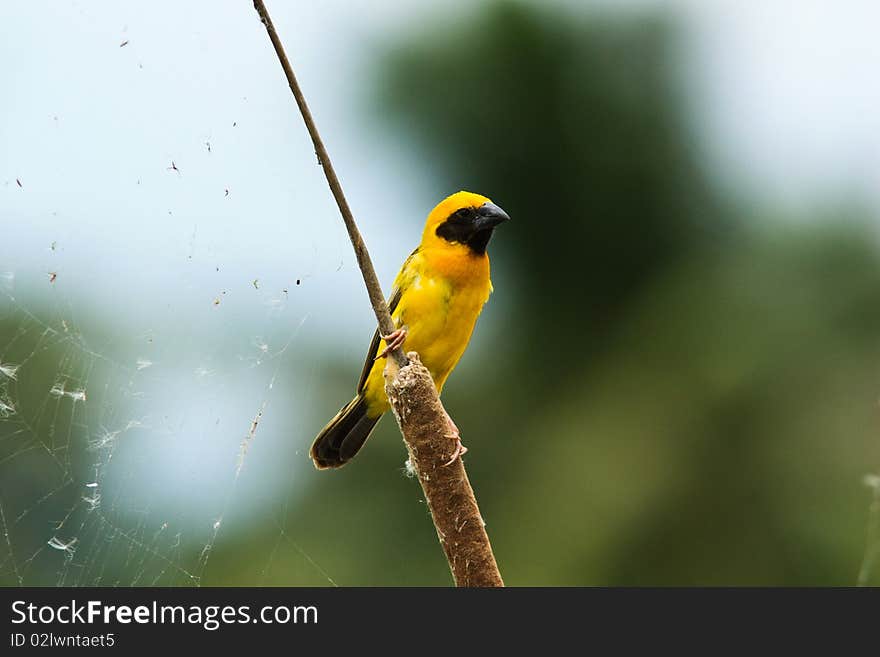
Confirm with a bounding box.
[0,0,430,589]
[0,265,336,587]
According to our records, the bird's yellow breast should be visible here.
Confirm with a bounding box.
[361,243,492,417]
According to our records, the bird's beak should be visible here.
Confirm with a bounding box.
[475,202,510,230]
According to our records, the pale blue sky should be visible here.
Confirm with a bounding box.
[2,1,878,337]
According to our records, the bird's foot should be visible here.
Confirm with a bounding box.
[443,438,468,467]
[442,410,468,466]
[374,328,407,360]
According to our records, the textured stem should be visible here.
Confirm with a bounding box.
[253,1,503,587]
[385,354,503,587]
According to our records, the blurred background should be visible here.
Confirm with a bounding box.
[1,0,879,586]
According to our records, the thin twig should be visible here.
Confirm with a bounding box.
[252,0,406,368]
[252,1,503,587]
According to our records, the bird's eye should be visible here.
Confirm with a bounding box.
[454,208,473,220]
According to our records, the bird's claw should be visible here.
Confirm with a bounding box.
[374,328,407,361]
[441,410,467,466]
[443,437,468,467]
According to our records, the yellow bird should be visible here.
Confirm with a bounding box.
[310,191,509,469]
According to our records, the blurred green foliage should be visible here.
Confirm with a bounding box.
[2,1,879,586]
[381,3,729,370]
[275,1,880,585]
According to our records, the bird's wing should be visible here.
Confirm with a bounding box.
[356,248,418,393]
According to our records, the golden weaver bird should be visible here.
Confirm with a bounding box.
[310,190,509,469]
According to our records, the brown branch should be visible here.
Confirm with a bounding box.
[252,0,503,587]
[252,0,405,368]
[385,354,504,586]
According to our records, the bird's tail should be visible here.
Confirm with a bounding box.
[310,394,381,469]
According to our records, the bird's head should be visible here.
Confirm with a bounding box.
[421,191,510,255]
